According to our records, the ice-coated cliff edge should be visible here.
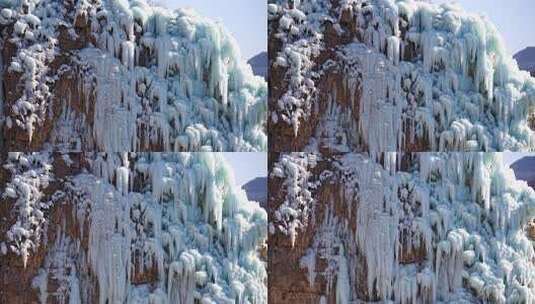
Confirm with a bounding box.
[0,0,267,151]
[0,152,267,303]
[269,0,535,152]
[269,152,535,303]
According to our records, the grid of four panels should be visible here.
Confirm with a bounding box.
[0,0,534,303]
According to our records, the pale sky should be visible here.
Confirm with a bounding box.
[222,153,267,187]
[433,0,535,55]
[158,0,266,60]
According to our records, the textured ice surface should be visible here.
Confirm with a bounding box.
[271,152,535,303]
[0,0,266,151]
[270,0,535,151]
[1,153,267,303]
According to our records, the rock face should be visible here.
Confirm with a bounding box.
[0,0,267,152]
[248,52,268,79]
[268,0,535,153]
[514,47,535,77]
[0,152,267,303]
[269,152,535,303]
[511,156,535,188]
[242,176,267,208]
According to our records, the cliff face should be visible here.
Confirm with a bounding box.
[0,0,267,152]
[0,152,267,303]
[0,153,88,303]
[269,152,535,303]
[268,0,535,153]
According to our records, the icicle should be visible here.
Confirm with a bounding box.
[336,245,350,304]
[121,41,135,70]
[0,49,3,133]
[167,253,195,304]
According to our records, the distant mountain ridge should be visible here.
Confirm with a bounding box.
[242,177,267,208]
[514,47,535,76]
[248,52,267,79]
[511,156,535,188]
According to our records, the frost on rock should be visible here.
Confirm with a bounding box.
[0,153,267,303]
[270,152,535,303]
[270,152,325,246]
[270,0,535,152]
[268,0,332,135]
[1,152,54,268]
[0,0,266,151]
[0,0,66,143]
